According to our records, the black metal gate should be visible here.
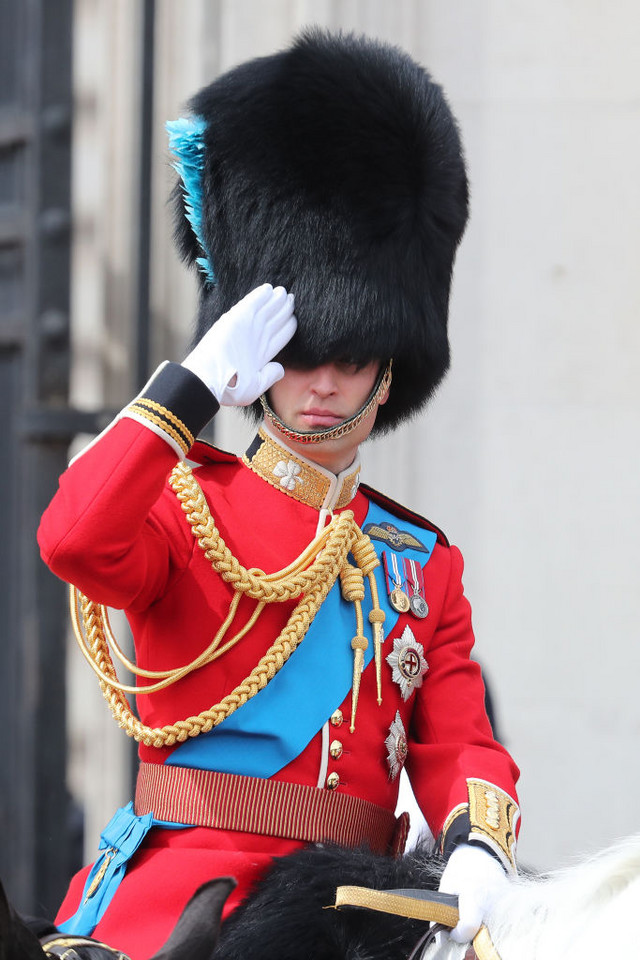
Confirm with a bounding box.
[0,0,165,917]
[0,0,75,916]
[0,0,160,916]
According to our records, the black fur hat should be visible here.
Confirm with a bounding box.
[172,29,468,433]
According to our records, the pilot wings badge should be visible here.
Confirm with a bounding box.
[362,521,431,554]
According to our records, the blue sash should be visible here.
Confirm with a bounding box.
[168,499,436,775]
[59,498,436,935]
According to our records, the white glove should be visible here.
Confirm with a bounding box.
[182,283,297,406]
[438,844,510,944]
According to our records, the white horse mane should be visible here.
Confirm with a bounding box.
[431,834,640,960]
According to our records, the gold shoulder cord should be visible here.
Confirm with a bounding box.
[70,461,385,748]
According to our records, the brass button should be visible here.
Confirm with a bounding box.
[329,739,343,760]
[330,709,343,727]
[326,771,340,790]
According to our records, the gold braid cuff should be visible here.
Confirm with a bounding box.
[126,398,194,454]
[467,778,519,873]
[260,361,392,444]
[69,461,385,747]
[440,780,519,874]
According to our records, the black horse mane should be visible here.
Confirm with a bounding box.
[214,841,445,960]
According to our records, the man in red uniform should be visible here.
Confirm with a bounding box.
[39,30,520,960]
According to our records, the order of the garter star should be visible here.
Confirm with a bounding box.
[386,626,428,701]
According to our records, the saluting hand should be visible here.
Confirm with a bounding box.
[182,284,297,406]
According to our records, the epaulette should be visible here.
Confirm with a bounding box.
[359,483,449,547]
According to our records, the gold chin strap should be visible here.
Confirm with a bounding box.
[260,360,393,444]
[69,462,386,747]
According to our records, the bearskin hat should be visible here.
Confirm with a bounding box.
[171,29,468,433]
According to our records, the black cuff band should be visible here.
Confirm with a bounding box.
[126,363,219,454]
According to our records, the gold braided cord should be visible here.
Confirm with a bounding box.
[169,460,361,603]
[130,398,195,448]
[351,535,386,702]
[340,563,369,732]
[70,589,263,694]
[70,461,384,748]
[126,404,191,455]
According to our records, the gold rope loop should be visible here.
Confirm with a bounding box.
[351,535,380,577]
[69,461,385,747]
[340,563,365,603]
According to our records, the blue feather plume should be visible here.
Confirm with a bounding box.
[166,115,216,285]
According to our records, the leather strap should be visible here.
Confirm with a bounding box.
[135,762,406,856]
[334,885,503,960]
[334,885,459,927]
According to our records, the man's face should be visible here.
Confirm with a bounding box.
[267,360,387,472]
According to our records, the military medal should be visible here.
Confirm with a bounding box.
[404,557,429,619]
[383,551,410,613]
[390,587,410,614]
[386,626,428,701]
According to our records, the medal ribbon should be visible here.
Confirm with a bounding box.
[383,550,406,596]
[404,557,425,601]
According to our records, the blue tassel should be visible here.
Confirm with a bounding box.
[166,116,216,286]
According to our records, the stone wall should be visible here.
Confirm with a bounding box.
[69,0,640,871]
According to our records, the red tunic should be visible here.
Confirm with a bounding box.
[38,382,519,960]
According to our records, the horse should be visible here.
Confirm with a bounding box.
[2,835,639,960]
[0,876,234,960]
[209,836,640,959]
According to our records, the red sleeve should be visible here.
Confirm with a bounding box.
[37,417,195,610]
[38,362,219,610]
[405,545,520,844]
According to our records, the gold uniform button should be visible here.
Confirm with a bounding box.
[329,740,343,760]
[326,771,340,790]
[330,709,343,727]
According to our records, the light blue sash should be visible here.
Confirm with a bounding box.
[59,499,436,936]
[168,499,436,776]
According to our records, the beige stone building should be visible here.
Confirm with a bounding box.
[68,0,640,873]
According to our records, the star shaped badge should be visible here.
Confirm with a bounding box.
[385,710,408,781]
[386,626,428,701]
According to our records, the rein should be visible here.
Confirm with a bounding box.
[334,885,502,960]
